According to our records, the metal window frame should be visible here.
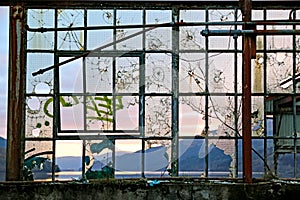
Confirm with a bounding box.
[6,1,300,182]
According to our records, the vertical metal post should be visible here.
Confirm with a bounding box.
[241,0,253,183]
[6,5,26,181]
[171,6,179,176]
[204,8,209,178]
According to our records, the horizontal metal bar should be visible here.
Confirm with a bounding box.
[26,20,300,33]
[201,28,300,36]
[24,135,300,141]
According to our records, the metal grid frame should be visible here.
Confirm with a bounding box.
[7,2,300,181]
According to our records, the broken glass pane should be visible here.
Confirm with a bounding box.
[251,96,264,137]
[116,28,143,50]
[27,9,54,28]
[146,28,172,50]
[208,53,235,93]
[26,96,53,138]
[59,57,83,93]
[115,57,139,93]
[144,140,171,177]
[208,138,235,178]
[208,96,240,137]
[209,9,235,22]
[57,9,84,50]
[208,9,241,50]
[27,9,54,50]
[179,53,206,93]
[145,53,172,93]
[26,53,54,94]
[87,9,114,26]
[86,57,113,93]
[25,141,53,181]
[179,10,205,50]
[86,96,114,131]
[116,96,139,130]
[58,30,84,50]
[146,10,172,50]
[145,96,172,137]
[179,96,205,136]
[180,26,205,50]
[60,96,84,130]
[25,141,52,158]
[267,52,293,93]
[58,9,84,28]
[85,140,114,179]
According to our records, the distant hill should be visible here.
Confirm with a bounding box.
[0,137,6,148]
[0,137,6,181]
[0,136,300,180]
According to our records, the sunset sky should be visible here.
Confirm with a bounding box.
[0,7,8,139]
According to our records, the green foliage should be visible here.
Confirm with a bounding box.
[85,163,114,180]
[23,156,48,181]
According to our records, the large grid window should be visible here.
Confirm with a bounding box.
[24,6,300,181]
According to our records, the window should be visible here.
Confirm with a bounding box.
[24,6,300,181]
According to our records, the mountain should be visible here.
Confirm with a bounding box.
[179,139,232,171]
[0,137,6,148]
[0,136,300,180]
[0,137,6,181]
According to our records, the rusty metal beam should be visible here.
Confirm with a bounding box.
[241,0,253,183]
[6,5,26,181]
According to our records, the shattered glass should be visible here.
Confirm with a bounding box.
[267,53,293,93]
[179,53,206,93]
[145,96,172,137]
[26,53,54,94]
[85,57,113,93]
[57,9,84,50]
[115,57,139,93]
[145,53,172,93]
[27,9,54,50]
[24,7,300,180]
[26,96,53,138]
[208,96,241,137]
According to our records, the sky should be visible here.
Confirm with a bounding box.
[0,7,9,139]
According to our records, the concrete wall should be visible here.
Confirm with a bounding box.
[0,179,300,200]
